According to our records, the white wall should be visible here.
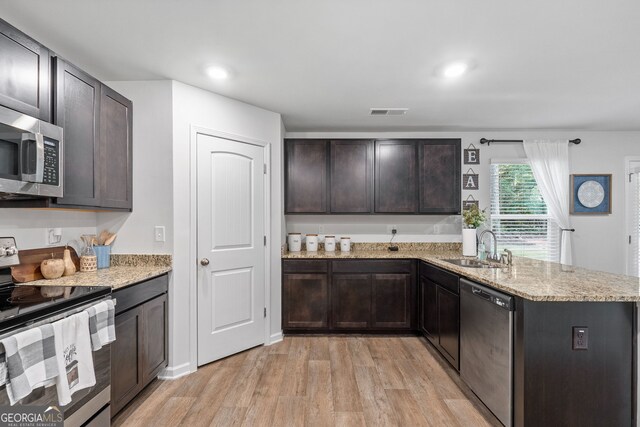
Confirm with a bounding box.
[286,131,640,275]
[171,81,283,376]
[0,210,97,250]
[96,80,174,255]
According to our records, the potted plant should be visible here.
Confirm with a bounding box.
[462,205,487,256]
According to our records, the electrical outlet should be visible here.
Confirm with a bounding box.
[572,326,588,350]
[154,226,166,242]
[387,224,398,234]
[46,228,62,245]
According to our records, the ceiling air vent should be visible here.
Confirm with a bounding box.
[369,108,409,116]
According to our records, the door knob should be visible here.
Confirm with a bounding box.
[200,258,210,266]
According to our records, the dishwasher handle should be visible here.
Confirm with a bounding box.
[472,287,493,300]
[461,278,515,311]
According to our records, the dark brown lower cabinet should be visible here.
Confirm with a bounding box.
[420,262,460,370]
[282,273,329,329]
[111,275,168,416]
[283,259,416,333]
[371,274,411,329]
[332,274,371,329]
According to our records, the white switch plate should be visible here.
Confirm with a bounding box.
[154,226,166,242]
[46,228,62,245]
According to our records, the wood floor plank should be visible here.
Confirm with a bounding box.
[335,411,367,427]
[445,399,497,427]
[210,407,248,427]
[309,336,330,361]
[154,396,197,427]
[329,338,363,412]
[280,337,310,396]
[241,354,288,426]
[353,365,399,427]
[348,337,375,367]
[270,337,293,354]
[305,360,335,427]
[385,389,431,427]
[272,396,306,427]
[180,366,239,426]
[222,346,270,408]
[375,358,407,390]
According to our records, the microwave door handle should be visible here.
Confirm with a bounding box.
[34,132,44,183]
[20,132,44,183]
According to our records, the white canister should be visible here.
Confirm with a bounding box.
[324,235,336,252]
[306,234,318,252]
[288,233,302,252]
[340,237,351,252]
[462,228,477,257]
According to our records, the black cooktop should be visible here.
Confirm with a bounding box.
[0,267,111,335]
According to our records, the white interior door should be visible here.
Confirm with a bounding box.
[627,163,640,276]
[197,133,266,366]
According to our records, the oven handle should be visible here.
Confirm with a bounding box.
[20,132,45,183]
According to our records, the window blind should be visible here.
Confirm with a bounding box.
[628,165,640,276]
[490,161,559,262]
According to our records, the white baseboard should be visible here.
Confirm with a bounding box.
[158,362,193,380]
[267,331,283,345]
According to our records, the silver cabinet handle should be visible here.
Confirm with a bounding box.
[200,258,210,266]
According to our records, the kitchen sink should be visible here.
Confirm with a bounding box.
[442,258,504,269]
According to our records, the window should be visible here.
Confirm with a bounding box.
[490,160,559,261]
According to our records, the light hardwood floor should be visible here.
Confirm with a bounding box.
[112,336,500,427]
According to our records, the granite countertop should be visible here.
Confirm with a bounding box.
[283,249,640,302]
[19,254,172,291]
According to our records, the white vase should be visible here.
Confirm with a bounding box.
[462,228,477,257]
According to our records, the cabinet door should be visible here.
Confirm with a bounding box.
[375,140,418,213]
[371,273,412,329]
[99,85,133,210]
[111,305,143,415]
[142,294,168,385]
[438,286,459,369]
[0,19,50,121]
[53,59,101,207]
[419,140,461,214]
[285,139,328,213]
[420,276,439,338]
[282,273,329,329]
[330,140,373,213]
[332,274,371,329]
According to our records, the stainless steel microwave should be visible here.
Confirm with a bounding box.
[0,105,63,199]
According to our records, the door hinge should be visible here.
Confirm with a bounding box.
[264,307,267,318]
[264,235,267,246]
[630,235,632,244]
[264,164,267,174]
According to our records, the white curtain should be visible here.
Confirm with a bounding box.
[523,140,572,265]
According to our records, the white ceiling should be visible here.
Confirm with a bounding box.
[1,0,639,132]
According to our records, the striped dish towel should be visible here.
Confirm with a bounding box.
[0,324,59,405]
[86,300,116,351]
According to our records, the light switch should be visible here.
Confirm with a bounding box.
[154,226,166,242]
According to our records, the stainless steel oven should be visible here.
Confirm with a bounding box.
[0,105,63,199]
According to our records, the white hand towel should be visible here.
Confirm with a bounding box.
[52,311,96,406]
[86,300,116,351]
[0,324,59,405]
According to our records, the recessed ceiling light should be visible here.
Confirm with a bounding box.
[206,66,229,80]
[442,62,468,79]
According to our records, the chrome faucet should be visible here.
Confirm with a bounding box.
[478,230,499,261]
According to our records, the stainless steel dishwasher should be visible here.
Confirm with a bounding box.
[460,278,514,427]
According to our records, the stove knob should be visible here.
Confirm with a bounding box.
[0,247,6,257]
[5,246,17,256]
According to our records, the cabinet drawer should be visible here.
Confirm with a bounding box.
[282,260,328,273]
[420,262,458,294]
[114,274,168,315]
[332,260,413,274]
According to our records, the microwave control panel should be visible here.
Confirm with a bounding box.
[42,139,59,186]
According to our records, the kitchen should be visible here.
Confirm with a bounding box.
[0,1,639,426]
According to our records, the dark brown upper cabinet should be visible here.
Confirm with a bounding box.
[330,140,373,213]
[99,85,133,210]
[53,58,101,207]
[375,140,418,213]
[0,19,51,121]
[285,139,328,213]
[418,139,461,214]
